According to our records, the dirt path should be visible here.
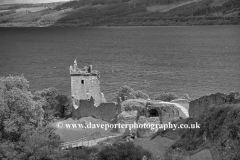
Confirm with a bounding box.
[62,134,122,149]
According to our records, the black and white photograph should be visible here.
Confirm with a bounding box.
[0,0,239,159]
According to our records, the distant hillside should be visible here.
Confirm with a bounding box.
[0,0,239,26]
[0,2,68,27]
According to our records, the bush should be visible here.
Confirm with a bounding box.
[65,146,98,160]
[179,94,191,101]
[155,92,179,102]
[117,85,149,101]
[98,145,120,160]
[133,90,149,100]
[98,142,152,160]
[117,85,135,101]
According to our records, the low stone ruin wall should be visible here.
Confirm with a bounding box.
[189,92,240,118]
[72,96,121,122]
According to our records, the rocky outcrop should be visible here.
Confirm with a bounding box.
[189,92,240,118]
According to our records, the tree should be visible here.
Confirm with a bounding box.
[117,85,135,101]
[16,125,64,160]
[155,92,179,102]
[179,93,191,101]
[0,76,63,160]
[0,76,39,142]
[117,85,150,101]
[33,88,72,122]
[56,94,72,119]
[133,90,149,100]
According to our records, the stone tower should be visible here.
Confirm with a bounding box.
[70,60,106,109]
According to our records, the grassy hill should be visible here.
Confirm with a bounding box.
[0,0,239,26]
[0,2,68,26]
[53,0,240,26]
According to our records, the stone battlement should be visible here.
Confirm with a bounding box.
[70,59,100,78]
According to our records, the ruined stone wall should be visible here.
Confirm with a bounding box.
[189,93,227,118]
[147,104,180,124]
[120,99,181,124]
[72,97,121,122]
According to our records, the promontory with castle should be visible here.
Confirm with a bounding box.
[0,59,239,160]
[58,60,240,159]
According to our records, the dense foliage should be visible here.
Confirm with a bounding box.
[161,104,240,160]
[33,87,72,124]
[98,142,152,160]
[155,92,191,101]
[155,92,179,102]
[0,76,64,159]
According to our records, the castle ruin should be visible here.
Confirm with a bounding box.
[69,60,189,124]
[70,60,121,122]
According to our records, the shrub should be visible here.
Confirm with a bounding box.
[133,90,150,100]
[117,85,135,101]
[179,94,191,101]
[98,145,120,160]
[155,92,179,102]
[117,85,149,101]
[66,146,98,160]
[98,142,152,160]
[163,104,240,160]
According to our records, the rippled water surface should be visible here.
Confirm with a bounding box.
[0,26,240,101]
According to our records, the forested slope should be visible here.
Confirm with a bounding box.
[53,0,240,26]
[0,0,239,26]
